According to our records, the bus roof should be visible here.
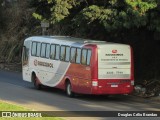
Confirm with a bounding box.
[24,36,128,47]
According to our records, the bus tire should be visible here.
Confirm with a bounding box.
[33,75,41,90]
[66,81,74,97]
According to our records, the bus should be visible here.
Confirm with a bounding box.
[22,36,134,97]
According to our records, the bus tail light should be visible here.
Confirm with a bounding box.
[131,81,134,86]
[92,81,98,87]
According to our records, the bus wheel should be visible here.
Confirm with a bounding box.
[33,76,41,90]
[66,81,74,97]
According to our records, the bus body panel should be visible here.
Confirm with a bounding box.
[98,44,131,80]
[62,63,92,94]
[56,45,95,94]
[30,57,71,87]
[22,36,134,95]
[90,44,134,95]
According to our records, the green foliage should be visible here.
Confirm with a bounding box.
[77,5,114,24]
[50,0,75,23]
[124,0,157,28]
[32,13,43,20]
[75,0,158,31]
[147,1,160,32]
[33,0,78,23]
[126,0,157,14]
[31,0,160,81]
[33,0,160,33]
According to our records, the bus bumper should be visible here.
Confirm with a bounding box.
[91,80,134,95]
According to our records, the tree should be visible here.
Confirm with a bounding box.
[0,0,37,62]
[0,0,5,32]
[32,0,160,82]
[33,0,159,34]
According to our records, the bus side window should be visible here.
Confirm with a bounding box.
[55,45,60,60]
[41,43,46,58]
[60,46,66,61]
[76,48,81,64]
[36,42,41,57]
[46,43,50,59]
[70,47,76,63]
[87,50,92,65]
[50,44,56,59]
[31,42,37,56]
[65,46,70,62]
[81,49,87,65]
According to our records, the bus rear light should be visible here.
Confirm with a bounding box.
[131,81,134,85]
[98,86,102,88]
[92,81,98,87]
[126,85,130,87]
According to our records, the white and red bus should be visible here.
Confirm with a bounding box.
[22,36,134,97]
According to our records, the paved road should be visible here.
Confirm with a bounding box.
[0,70,160,120]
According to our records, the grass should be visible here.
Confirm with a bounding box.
[0,101,63,120]
[0,101,29,111]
